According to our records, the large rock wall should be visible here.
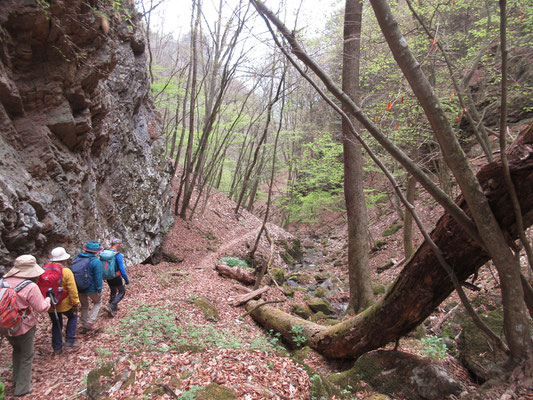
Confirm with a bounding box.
[0,0,173,268]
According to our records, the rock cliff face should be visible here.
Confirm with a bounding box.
[0,0,173,268]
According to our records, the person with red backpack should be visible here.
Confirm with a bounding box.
[38,247,81,355]
[1,255,51,397]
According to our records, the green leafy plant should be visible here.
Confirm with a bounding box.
[94,347,112,357]
[219,256,248,268]
[419,335,447,360]
[118,304,183,351]
[180,385,203,400]
[290,324,308,347]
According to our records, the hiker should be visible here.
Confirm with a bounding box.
[73,241,103,333]
[2,255,51,397]
[103,238,130,317]
[40,247,81,354]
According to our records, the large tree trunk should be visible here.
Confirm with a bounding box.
[342,0,374,312]
[247,125,533,359]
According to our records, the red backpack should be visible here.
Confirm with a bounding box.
[0,279,33,335]
[36,263,68,305]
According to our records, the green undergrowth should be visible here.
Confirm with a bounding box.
[106,304,283,355]
[219,256,248,268]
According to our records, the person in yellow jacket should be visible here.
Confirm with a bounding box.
[44,247,81,355]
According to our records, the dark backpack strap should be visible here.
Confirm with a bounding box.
[14,280,33,292]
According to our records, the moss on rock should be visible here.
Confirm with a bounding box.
[279,238,303,266]
[291,304,311,319]
[193,296,220,322]
[456,307,508,382]
[308,299,334,315]
[87,362,116,400]
[271,267,286,283]
[196,383,238,400]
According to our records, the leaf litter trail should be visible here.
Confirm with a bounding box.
[0,191,310,400]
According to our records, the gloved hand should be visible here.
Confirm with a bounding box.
[71,304,80,313]
[125,279,130,285]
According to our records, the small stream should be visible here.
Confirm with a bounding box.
[287,237,349,318]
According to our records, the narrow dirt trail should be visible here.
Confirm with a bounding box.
[0,195,311,400]
[193,227,262,270]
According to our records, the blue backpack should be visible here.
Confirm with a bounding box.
[71,256,92,290]
[100,250,118,280]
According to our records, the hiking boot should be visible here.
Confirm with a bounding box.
[103,306,116,317]
[85,323,101,334]
[53,348,63,355]
[64,341,80,349]
[14,387,33,397]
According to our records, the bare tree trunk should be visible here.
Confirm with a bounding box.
[342,0,373,312]
[403,175,417,259]
[178,0,200,218]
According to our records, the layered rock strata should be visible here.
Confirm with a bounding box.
[0,0,173,267]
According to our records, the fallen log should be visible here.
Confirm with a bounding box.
[215,263,255,285]
[233,286,269,306]
[246,124,533,359]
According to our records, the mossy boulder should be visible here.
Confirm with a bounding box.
[287,273,313,284]
[331,350,463,400]
[283,286,295,298]
[308,299,334,315]
[291,304,311,319]
[271,267,286,283]
[455,307,508,382]
[291,350,347,399]
[313,287,327,298]
[87,362,135,400]
[196,383,238,400]
[87,362,115,400]
[193,296,219,322]
[314,272,329,283]
[310,311,328,323]
[279,238,303,266]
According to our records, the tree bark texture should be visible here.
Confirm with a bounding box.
[342,0,374,312]
[247,125,533,359]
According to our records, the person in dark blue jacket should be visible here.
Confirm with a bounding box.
[76,241,103,333]
[103,238,129,317]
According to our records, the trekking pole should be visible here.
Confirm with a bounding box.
[47,288,59,320]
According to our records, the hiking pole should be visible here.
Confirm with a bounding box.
[47,288,59,320]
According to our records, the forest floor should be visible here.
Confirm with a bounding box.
[0,177,522,399]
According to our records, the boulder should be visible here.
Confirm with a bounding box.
[329,350,464,400]
[291,304,311,319]
[308,299,335,315]
[193,296,220,322]
[454,307,508,382]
